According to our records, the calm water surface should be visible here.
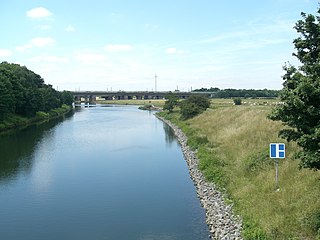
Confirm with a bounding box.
[0,105,210,240]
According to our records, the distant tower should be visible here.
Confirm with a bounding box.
[155,74,157,92]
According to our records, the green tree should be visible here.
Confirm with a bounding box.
[0,76,14,120]
[180,95,210,119]
[268,9,320,170]
[60,91,74,106]
[163,92,178,112]
[0,62,73,122]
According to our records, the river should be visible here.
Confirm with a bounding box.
[0,105,210,240]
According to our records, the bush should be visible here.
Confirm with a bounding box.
[35,111,49,120]
[233,98,242,105]
[180,102,201,120]
[179,95,210,119]
[242,221,269,240]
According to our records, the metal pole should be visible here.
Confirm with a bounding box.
[155,74,157,92]
[275,159,279,191]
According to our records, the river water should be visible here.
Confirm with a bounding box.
[0,105,210,240]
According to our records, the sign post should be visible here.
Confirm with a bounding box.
[270,143,285,191]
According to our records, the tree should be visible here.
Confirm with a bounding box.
[268,9,320,170]
[0,76,14,120]
[180,95,210,119]
[0,62,73,121]
[60,91,74,106]
[163,92,178,112]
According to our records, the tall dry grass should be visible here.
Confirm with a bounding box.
[162,105,320,239]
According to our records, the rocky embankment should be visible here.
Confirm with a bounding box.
[156,115,243,240]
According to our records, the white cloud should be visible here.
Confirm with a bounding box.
[16,37,55,51]
[27,7,53,19]
[104,44,133,52]
[28,55,69,63]
[165,47,185,55]
[31,37,56,47]
[75,51,108,65]
[198,19,294,45]
[165,48,177,54]
[16,43,33,52]
[0,49,12,57]
[66,25,75,32]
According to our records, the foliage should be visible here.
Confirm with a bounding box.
[242,221,269,240]
[193,87,280,98]
[233,98,242,105]
[138,104,153,110]
[35,111,50,120]
[179,95,210,119]
[268,9,320,170]
[163,92,178,112]
[0,62,73,124]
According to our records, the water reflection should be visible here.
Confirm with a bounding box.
[162,122,177,145]
[0,107,210,240]
[0,114,73,184]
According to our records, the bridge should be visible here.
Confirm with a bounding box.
[72,91,212,103]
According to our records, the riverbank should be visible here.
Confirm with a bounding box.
[156,114,243,240]
[157,106,320,239]
[0,104,72,134]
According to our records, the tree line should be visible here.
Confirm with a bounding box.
[192,87,280,98]
[0,62,73,121]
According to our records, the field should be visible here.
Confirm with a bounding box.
[158,99,320,239]
[96,98,279,108]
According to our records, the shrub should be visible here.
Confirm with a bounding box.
[242,221,269,240]
[35,111,49,120]
[233,98,242,105]
[179,95,210,119]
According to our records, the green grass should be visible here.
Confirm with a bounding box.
[209,98,280,108]
[96,98,279,109]
[0,104,72,134]
[158,104,320,239]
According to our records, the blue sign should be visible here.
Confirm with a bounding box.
[270,143,285,158]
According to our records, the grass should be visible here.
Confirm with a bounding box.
[158,103,320,239]
[96,98,279,109]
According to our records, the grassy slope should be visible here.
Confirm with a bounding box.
[159,99,320,239]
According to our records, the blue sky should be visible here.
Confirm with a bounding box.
[0,0,318,91]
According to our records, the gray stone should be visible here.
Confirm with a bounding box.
[156,115,243,240]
